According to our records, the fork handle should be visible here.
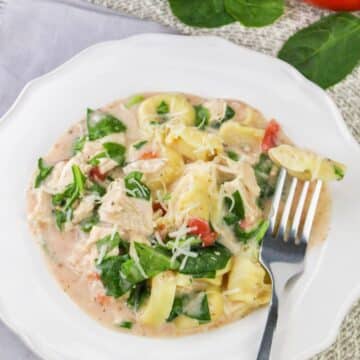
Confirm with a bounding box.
[256,293,279,360]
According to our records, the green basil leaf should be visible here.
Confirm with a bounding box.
[179,243,232,276]
[133,140,148,150]
[103,142,126,166]
[169,0,235,28]
[125,95,145,108]
[87,109,127,141]
[278,13,360,89]
[72,136,87,155]
[80,212,99,233]
[127,281,150,311]
[194,104,210,129]
[96,255,132,298]
[34,158,53,188]
[224,0,284,27]
[124,171,151,201]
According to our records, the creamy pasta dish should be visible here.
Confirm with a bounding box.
[27,93,345,336]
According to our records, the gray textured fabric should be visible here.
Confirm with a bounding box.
[89,2,360,359]
[0,0,174,116]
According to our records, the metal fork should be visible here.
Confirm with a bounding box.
[256,168,323,360]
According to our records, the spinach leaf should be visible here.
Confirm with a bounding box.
[52,165,86,230]
[234,219,269,243]
[156,101,169,115]
[72,136,87,155]
[54,209,67,231]
[96,255,132,298]
[194,104,210,129]
[253,153,278,206]
[226,150,239,161]
[133,140,148,150]
[168,292,211,322]
[135,242,177,277]
[120,259,147,284]
[64,165,86,210]
[103,142,126,166]
[166,236,202,251]
[96,232,128,261]
[169,0,235,28]
[87,109,126,141]
[88,182,106,197]
[333,164,345,180]
[125,95,145,108]
[278,13,360,89]
[223,190,245,225]
[118,321,133,329]
[224,0,284,27]
[124,171,151,201]
[80,212,99,233]
[183,292,211,322]
[127,281,150,311]
[167,297,184,322]
[210,105,235,128]
[179,243,232,277]
[223,105,235,121]
[34,158,53,188]
[88,152,107,166]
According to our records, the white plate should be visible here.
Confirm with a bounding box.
[0,34,359,360]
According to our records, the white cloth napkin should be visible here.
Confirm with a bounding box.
[0,0,174,116]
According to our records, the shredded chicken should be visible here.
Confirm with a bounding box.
[98,179,153,235]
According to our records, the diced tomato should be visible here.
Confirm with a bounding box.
[140,151,158,160]
[87,272,100,282]
[96,294,110,306]
[152,201,167,216]
[89,166,106,182]
[202,232,218,247]
[261,119,280,152]
[187,217,218,247]
[304,0,360,10]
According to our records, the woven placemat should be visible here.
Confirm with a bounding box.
[90,1,360,358]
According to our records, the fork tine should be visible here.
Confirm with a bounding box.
[290,181,310,242]
[269,168,287,234]
[301,180,322,243]
[278,176,298,240]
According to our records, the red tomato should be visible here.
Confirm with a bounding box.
[140,151,158,160]
[187,218,218,247]
[89,166,106,182]
[152,201,167,216]
[304,0,360,10]
[261,119,280,152]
